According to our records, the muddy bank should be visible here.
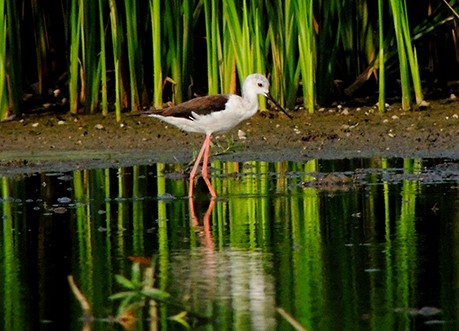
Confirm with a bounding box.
[1,100,459,175]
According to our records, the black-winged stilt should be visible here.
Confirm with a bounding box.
[149,73,291,198]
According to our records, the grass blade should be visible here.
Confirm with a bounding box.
[0,0,7,120]
[68,0,83,114]
[98,0,108,115]
[378,0,386,112]
[124,1,144,112]
[149,0,163,108]
[297,0,316,113]
[109,0,123,121]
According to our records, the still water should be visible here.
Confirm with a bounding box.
[0,158,458,330]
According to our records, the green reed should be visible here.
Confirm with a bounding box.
[222,0,246,94]
[0,0,7,120]
[68,0,82,114]
[1,1,458,120]
[203,0,220,95]
[400,3,423,106]
[223,0,268,109]
[163,0,196,104]
[335,1,384,107]
[378,0,386,112]
[149,0,163,108]
[390,0,410,110]
[30,0,47,95]
[84,1,102,114]
[68,0,106,114]
[124,1,144,113]
[108,0,123,121]
[6,0,21,116]
[223,1,248,80]
[389,0,424,110]
[98,0,108,115]
[0,0,22,120]
[297,0,316,113]
[221,14,237,93]
[266,1,300,109]
[315,1,339,106]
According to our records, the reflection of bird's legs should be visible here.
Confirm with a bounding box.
[188,134,211,198]
[203,200,215,248]
[189,197,199,226]
[189,198,215,248]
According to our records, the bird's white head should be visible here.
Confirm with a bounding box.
[242,73,293,119]
[242,73,270,99]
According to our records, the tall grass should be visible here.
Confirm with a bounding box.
[98,0,108,115]
[203,0,220,95]
[389,0,412,110]
[266,1,300,109]
[0,0,7,120]
[30,0,47,95]
[0,0,22,120]
[378,0,386,112]
[223,0,268,108]
[83,1,101,114]
[313,1,338,108]
[297,0,316,113]
[68,0,82,114]
[163,0,196,104]
[9,1,21,111]
[1,1,457,121]
[124,1,145,113]
[108,0,123,121]
[149,0,163,109]
[398,1,423,106]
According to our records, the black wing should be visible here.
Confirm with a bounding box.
[154,95,230,119]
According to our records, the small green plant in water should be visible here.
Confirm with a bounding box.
[109,262,170,314]
[110,261,191,329]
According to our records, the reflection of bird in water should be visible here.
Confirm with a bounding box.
[148,74,291,198]
[189,198,215,249]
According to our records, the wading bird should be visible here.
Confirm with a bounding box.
[148,73,291,198]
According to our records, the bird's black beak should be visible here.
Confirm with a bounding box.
[265,93,293,120]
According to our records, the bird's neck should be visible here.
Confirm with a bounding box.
[242,90,259,108]
[240,92,260,119]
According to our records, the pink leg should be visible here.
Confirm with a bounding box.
[188,134,211,198]
[201,135,216,197]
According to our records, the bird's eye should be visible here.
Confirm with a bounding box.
[257,82,263,87]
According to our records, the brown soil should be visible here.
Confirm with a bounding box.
[1,100,459,175]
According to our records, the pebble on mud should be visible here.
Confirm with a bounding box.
[57,197,72,204]
[53,206,68,214]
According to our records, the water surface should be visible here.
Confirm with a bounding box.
[1,158,458,330]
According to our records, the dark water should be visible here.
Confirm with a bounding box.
[0,158,458,330]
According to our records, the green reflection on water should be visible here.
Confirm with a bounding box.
[1,177,26,330]
[0,158,458,330]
